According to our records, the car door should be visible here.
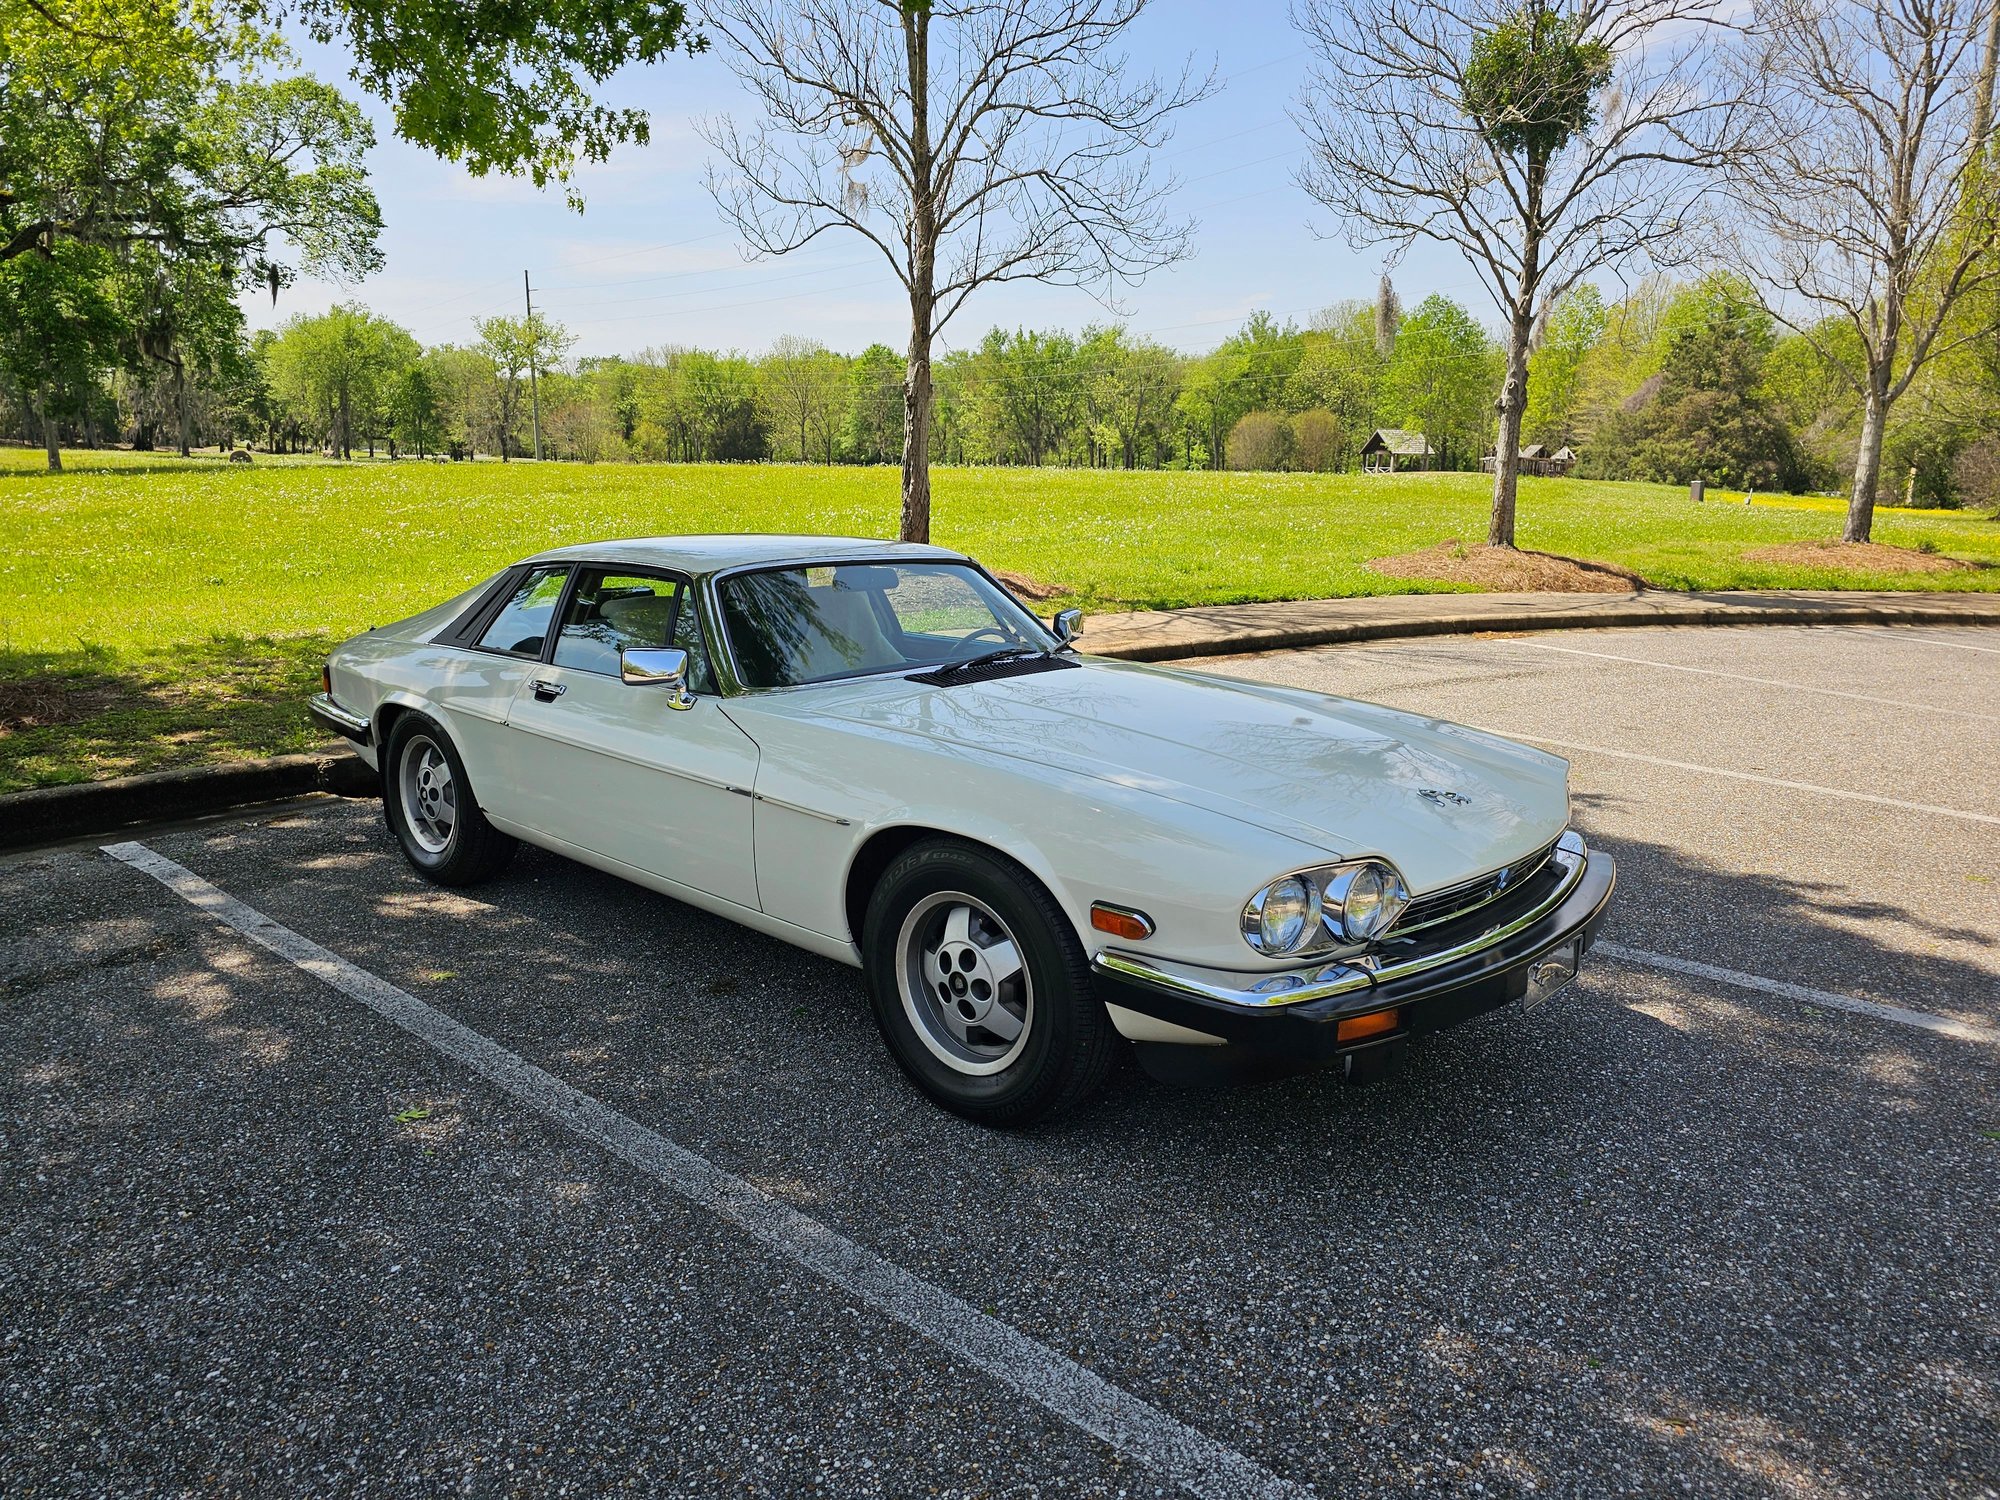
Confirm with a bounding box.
[428,563,574,821]
[499,566,761,910]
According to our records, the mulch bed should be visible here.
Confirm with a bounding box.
[1367,541,1646,593]
[1741,541,1975,574]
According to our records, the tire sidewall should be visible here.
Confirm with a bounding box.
[383,713,471,875]
[863,842,1088,1119]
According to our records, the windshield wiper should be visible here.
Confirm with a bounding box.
[925,645,1040,680]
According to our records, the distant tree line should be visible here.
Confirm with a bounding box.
[9,268,2000,508]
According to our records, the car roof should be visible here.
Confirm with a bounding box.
[526,534,968,575]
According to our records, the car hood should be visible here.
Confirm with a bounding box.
[735,657,1569,893]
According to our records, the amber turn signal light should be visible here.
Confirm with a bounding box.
[321,664,332,695]
[1335,1007,1401,1045]
[1090,903,1155,941]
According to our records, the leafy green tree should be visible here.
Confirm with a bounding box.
[267,304,412,457]
[843,345,904,465]
[474,311,575,459]
[1579,275,1805,489]
[6,0,696,203]
[387,362,439,458]
[1085,329,1180,470]
[986,329,1083,467]
[1379,295,1497,468]
[1523,284,1605,449]
[0,239,126,468]
[1287,302,1381,468]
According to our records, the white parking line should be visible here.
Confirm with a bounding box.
[1596,942,2000,1046]
[1514,641,2000,722]
[1837,626,2000,656]
[1469,729,2000,827]
[101,840,1305,1500]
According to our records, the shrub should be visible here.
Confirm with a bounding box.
[1290,409,1344,472]
[1225,411,1294,471]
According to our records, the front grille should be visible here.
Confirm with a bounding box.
[1395,837,1561,934]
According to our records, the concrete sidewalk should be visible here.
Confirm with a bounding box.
[1080,587,2000,662]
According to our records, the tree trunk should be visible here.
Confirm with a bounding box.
[901,312,934,543]
[38,387,60,472]
[175,360,191,458]
[1846,382,1890,542]
[898,5,935,545]
[1488,306,1534,548]
[338,385,352,461]
[1974,0,2000,156]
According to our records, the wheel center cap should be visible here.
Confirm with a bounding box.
[949,972,968,996]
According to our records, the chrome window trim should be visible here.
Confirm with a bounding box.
[1093,831,1591,1011]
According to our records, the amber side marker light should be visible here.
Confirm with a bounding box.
[321,664,332,695]
[1090,903,1155,941]
[1335,1007,1401,1045]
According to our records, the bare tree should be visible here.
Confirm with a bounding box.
[1294,0,1745,547]
[700,0,1208,543]
[761,333,842,461]
[1730,0,2000,542]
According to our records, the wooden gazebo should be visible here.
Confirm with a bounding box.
[1481,442,1575,478]
[1360,429,1433,474]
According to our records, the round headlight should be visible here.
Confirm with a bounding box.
[1250,876,1315,954]
[1341,862,1408,940]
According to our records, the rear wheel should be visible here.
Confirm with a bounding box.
[863,838,1114,1126]
[382,713,517,886]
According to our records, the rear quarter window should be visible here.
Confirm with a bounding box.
[476,566,569,657]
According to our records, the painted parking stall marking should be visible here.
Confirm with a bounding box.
[1596,942,2000,1046]
[1513,640,2000,722]
[101,840,1307,1500]
[1467,728,2000,828]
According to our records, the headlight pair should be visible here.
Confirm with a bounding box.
[1240,860,1410,958]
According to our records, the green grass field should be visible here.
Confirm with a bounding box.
[3,445,1997,791]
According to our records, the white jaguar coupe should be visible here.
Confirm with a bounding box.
[312,536,1615,1124]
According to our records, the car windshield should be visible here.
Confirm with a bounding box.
[717,562,1057,688]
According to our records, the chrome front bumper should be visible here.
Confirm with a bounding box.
[1089,833,1616,1060]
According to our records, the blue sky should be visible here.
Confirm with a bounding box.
[258,0,1489,359]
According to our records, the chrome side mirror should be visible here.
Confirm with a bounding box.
[1052,608,1084,644]
[621,646,697,710]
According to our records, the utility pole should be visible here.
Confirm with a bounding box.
[523,268,543,461]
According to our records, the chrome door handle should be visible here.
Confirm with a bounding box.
[531,679,566,702]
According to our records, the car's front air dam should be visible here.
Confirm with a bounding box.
[1092,850,1617,1081]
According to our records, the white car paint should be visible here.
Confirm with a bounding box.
[322,536,1576,1041]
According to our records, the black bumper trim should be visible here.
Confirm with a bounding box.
[1094,851,1616,1060]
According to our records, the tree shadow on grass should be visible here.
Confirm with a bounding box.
[0,633,335,791]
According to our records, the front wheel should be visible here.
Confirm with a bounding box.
[862,838,1115,1126]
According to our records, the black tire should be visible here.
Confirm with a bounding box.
[862,837,1116,1126]
[381,712,517,886]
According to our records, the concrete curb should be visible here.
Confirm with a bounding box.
[1080,588,2000,662]
[0,751,377,852]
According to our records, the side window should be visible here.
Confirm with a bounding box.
[554,571,678,675]
[476,566,569,657]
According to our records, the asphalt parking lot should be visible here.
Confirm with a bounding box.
[3,622,1997,1498]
